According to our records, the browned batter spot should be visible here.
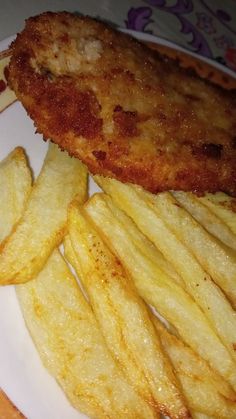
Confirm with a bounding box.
[8,11,236,196]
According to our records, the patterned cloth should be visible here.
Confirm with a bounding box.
[124,0,236,71]
[87,0,236,72]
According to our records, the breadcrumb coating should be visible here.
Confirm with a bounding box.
[9,11,236,195]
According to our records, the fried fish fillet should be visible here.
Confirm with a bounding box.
[8,12,236,195]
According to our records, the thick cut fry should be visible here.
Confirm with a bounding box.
[67,203,190,419]
[95,177,236,365]
[172,191,236,251]
[0,143,87,284]
[0,147,32,242]
[141,190,236,309]
[199,193,236,236]
[17,250,156,419]
[153,317,236,418]
[0,148,154,418]
[101,194,183,287]
[0,52,17,112]
[85,193,236,391]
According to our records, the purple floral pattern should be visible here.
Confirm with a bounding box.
[125,0,236,72]
[126,7,153,32]
[126,0,212,57]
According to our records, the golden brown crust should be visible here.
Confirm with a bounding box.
[146,42,236,91]
[8,11,236,196]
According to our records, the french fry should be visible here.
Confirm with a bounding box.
[85,192,236,391]
[95,177,236,364]
[172,191,236,251]
[0,143,87,284]
[199,193,236,236]
[67,203,190,419]
[0,147,32,242]
[140,190,236,309]
[0,149,159,419]
[101,193,183,287]
[0,153,155,419]
[17,250,157,419]
[153,316,236,418]
[67,199,236,418]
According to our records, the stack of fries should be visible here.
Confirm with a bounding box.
[0,53,236,419]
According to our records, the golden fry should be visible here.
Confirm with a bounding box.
[0,146,155,418]
[85,192,236,391]
[67,203,189,419]
[141,190,236,308]
[95,177,236,363]
[199,192,236,236]
[172,191,236,251]
[0,147,32,242]
[102,192,183,287]
[0,143,87,284]
[153,317,236,418]
[17,250,156,419]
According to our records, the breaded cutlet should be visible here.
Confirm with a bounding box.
[8,11,236,195]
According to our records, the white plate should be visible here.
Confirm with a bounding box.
[0,29,235,419]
